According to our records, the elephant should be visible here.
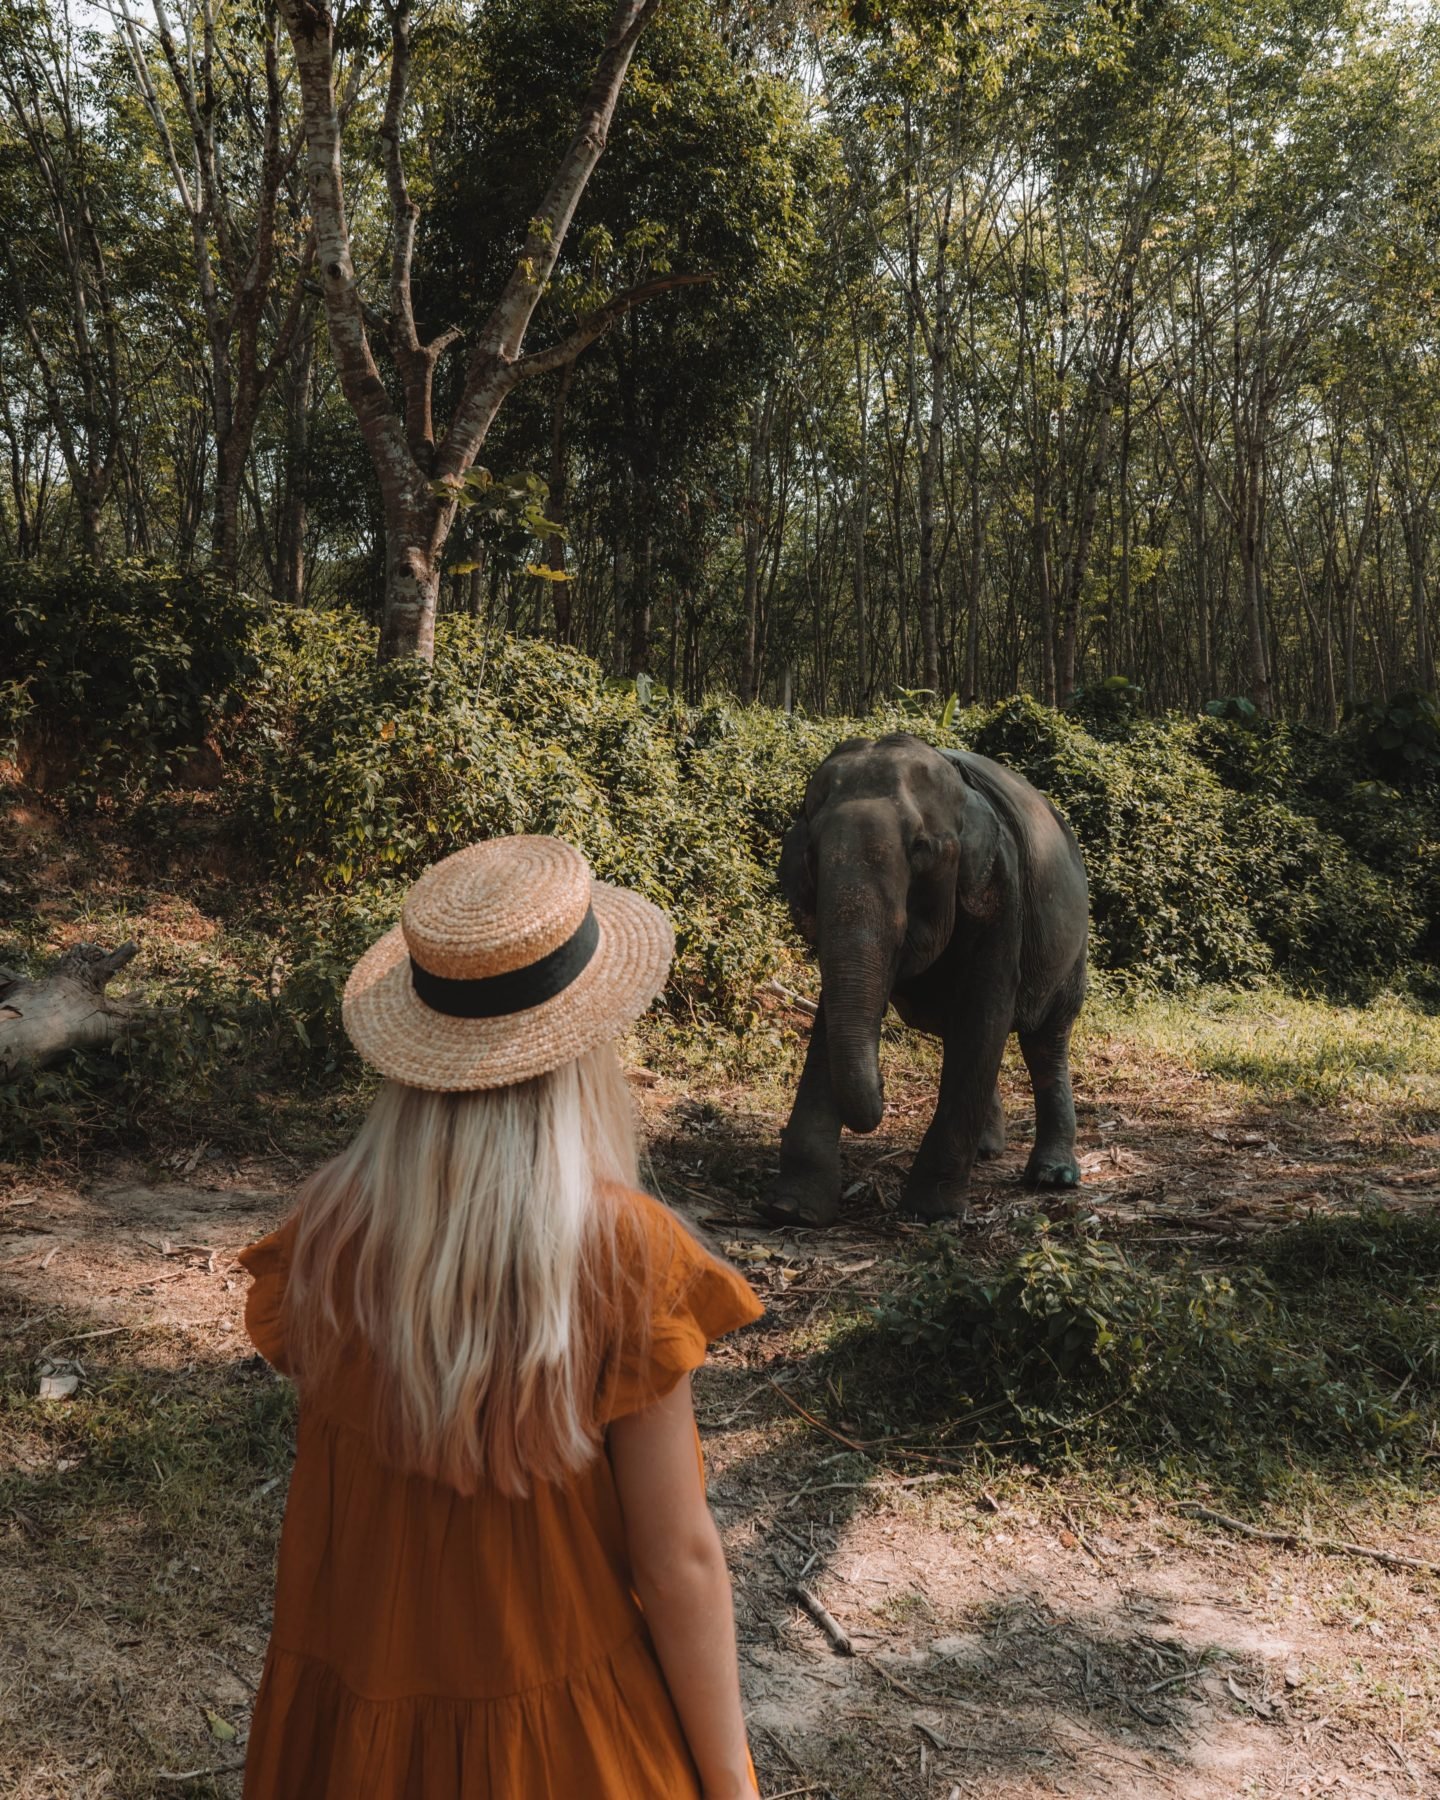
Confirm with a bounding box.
[764,732,1089,1226]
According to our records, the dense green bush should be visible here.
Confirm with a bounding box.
[969,700,1273,986]
[866,1213,1440,1481]
[5,577,1435,1040]
[236,617,787,1032]
[225,617,1438,1021]
[1,559,259,798]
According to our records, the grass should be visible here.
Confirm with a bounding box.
[809,1208,1440,1503]
[1081,981,1440,1112]
[0,1307,296,1799]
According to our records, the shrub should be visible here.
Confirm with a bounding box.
[1349,690,1440,788]
[868,1216,1438,1482]
[1,559,260,800]
[13,586,1435,1035]
[970,699,1271,986]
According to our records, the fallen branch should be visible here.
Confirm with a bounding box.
[768,1380,871,1455]
[38,1324,137,1360]
[761,977,819,1018]
[789,1583,853,1655]
[1060,1505,1108,1567]
[1179,1503,1440,1578]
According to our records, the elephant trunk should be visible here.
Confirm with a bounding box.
[817,877,898,1135]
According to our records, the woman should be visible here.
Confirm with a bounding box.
[239,835,762,1797]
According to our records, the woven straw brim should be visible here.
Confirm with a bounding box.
[342,882,674,1092]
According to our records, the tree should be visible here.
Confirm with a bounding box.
[279,0,711,661]
[0,0,127,558]
[114,0,313,581]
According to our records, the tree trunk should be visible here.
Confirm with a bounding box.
[0,943,141,1074]
[278,322,315,604]
[281,0,661,665]
[1238,451,1273,718]
[212,436,245,580]
[916,328,943,695]
[1032,466,1056,705]
[628,524,652,675]
[548,363,574,643]
[852,337,870,710]
[739,389,775,703]
[379,524,444,663]
[1403,513,1434,693]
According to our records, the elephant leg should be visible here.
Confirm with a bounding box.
[764,999,844,1226]
[902,1004,1013,1221]
[1019,1013,1080,1188]
[976,1086,1007,1160]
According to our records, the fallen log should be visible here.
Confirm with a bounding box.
[0,942,142,1074]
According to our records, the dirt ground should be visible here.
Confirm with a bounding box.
[3,1049,1439,1798]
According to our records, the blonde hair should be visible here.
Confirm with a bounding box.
[283,1042,646,1496]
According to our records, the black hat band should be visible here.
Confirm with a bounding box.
[410,906,599,1019]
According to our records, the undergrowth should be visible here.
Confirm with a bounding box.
[3,565,1439,1153]
[841,1210,1440,1497]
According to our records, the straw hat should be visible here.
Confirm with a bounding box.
[342,837,674,1091]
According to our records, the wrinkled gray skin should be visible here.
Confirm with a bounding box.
[765,733,1089,1226]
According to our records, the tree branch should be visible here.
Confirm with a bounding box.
[513,271,718,382]
[439,0,660,475]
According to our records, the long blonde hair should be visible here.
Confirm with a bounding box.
[283,1043,645,1496]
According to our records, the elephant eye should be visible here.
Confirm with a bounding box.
[910,832,938,870]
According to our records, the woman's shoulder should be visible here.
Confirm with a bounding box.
[600,1182,765,1332]
[603,1181,730,1275]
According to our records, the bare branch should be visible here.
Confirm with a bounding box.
[513,272,718,382]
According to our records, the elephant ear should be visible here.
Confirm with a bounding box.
[778,812,818,941]
[947,762,1003,921]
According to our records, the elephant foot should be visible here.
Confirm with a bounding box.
[1024,1149,1081,1188]
[977,1095,1007,1160]
[900,1167,971,1223]
[762,1171,840,1228]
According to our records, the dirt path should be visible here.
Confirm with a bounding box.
[3,1067,1438,1798]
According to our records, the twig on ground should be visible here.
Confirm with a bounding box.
[758,1725,817,1783]
[1060,1506,1107,1568]
[3,1306,61,1336]
[767,1380,988,1473]
[710,1378,774,1428]
[768,1380,872,1455]
[778,1473,948,1509]
[154,1760,247,1783]
[871,1661,930,1703]
[1180,1503,1440,1577]
[38,1324,136,1359]
[789,1583,854,1655]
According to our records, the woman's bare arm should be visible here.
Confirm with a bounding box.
[608,1375,756,1800]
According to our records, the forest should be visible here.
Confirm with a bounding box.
[3,2,1440,1798]
[5,0,1440,717]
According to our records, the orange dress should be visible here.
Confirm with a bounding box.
[237,1187,763,1800]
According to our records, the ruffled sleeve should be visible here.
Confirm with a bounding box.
[600,1190,764,1423]
[236,1218,297,1375]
